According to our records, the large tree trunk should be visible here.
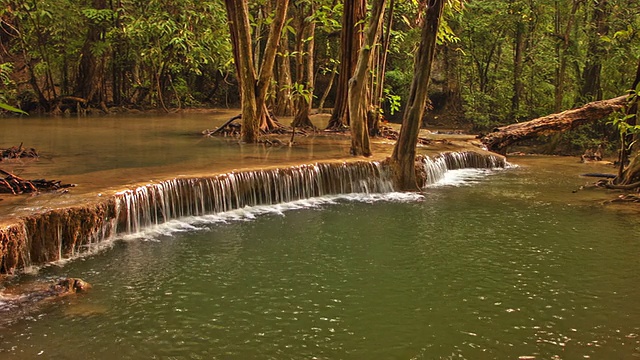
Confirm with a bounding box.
[553,0,580,112]
[348,0,386,156]
[580,0,610,102]
[225,0,289,142]
[225,0,259,142]
[481,95,627,153]
[75,0,107,105]
[389,0,445,190]
[326,0,365,129]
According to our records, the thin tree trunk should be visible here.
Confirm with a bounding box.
[225,0,259,142]
[255,0,290,132]
[326,0,365,129]
[511,20,525,118]
[292,2,316,129]
[580,0,609,102]
[274,32,294,116]
[390,0,445,190]
[318,66,336,114]
[348,0,386,156]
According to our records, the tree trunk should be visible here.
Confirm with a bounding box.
[75,0,107,105]
[255,0,289,133]
[389,0,445,190]
[326,0,365,129]
[481,95,627,153]
[274,32,294,117]
[348,0,386,156]
[511,19,525,118]
[580,0,609,102]
[292,2,316,129]
[225,0,259,142]
[370,0,394,135]
[553,0,580,112]
[225,0,289,142]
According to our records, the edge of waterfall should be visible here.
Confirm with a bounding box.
[0,151,508,275]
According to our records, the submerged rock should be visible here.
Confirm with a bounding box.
[0,277,91,328]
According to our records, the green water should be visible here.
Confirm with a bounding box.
[1,164,639,359]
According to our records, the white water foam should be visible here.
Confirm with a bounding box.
[430,168,502,187]
[111,192,424,243]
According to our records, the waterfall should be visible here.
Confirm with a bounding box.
[117,161,393,234]
[420,151,507,186]
[0,152,507,274]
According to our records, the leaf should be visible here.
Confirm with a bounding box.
[0,103,28,115]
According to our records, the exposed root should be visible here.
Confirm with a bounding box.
[0,169,74,194]
[1,143,38,160]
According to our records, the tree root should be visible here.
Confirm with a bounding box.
[1,143,38,160]
[0,169,74,194]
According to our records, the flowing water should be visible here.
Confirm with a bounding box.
[1,156,639,359]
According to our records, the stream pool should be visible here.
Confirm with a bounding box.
[1,160,638,359]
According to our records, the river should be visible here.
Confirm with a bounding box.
[0,156,638,359]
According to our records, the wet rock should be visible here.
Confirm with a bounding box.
[0,277,91,328]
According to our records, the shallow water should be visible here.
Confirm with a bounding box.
[0,164,638,359]
[0,112,365,220]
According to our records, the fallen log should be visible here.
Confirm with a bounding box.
[480,95,627,153]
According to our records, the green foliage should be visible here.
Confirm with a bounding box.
[0,102,28,115]
[609,85,640,150]
[287,82,314,104]
[383,88,401,115]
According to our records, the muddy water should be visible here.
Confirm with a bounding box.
[0,112,361,220]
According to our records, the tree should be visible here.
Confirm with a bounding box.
[389,0,445,190]
[291,0,317,129]
[224,0,290,143]
[579,0,610,103]
[348,0,387,156]
[326,0,366,129]
[75,0,109,108]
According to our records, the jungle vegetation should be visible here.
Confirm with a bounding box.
[0,0,638,147]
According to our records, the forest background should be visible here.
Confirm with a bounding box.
[0,0,638,154]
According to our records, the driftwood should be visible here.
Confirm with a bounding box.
[202,114,242,137]
[481,96,627,153]
[0,169,74,194]
[1,143,38,160]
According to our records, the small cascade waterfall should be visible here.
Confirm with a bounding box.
[420,151,507,186]
[118,162,393,234]
[0,152,507,274]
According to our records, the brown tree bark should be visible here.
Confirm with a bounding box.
[580,0,610,102]
[348,0,386,156]
[274,31,294,117]
[389,0,445,190]
[75,0,107,105]
[553,0,580,112]
[225,0,290,142]
[225,0,259,142]
[292,1,316,129]
[326,0,366,129]
[481,95,627,153]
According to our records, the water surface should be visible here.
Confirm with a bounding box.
[0,163,637,359]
